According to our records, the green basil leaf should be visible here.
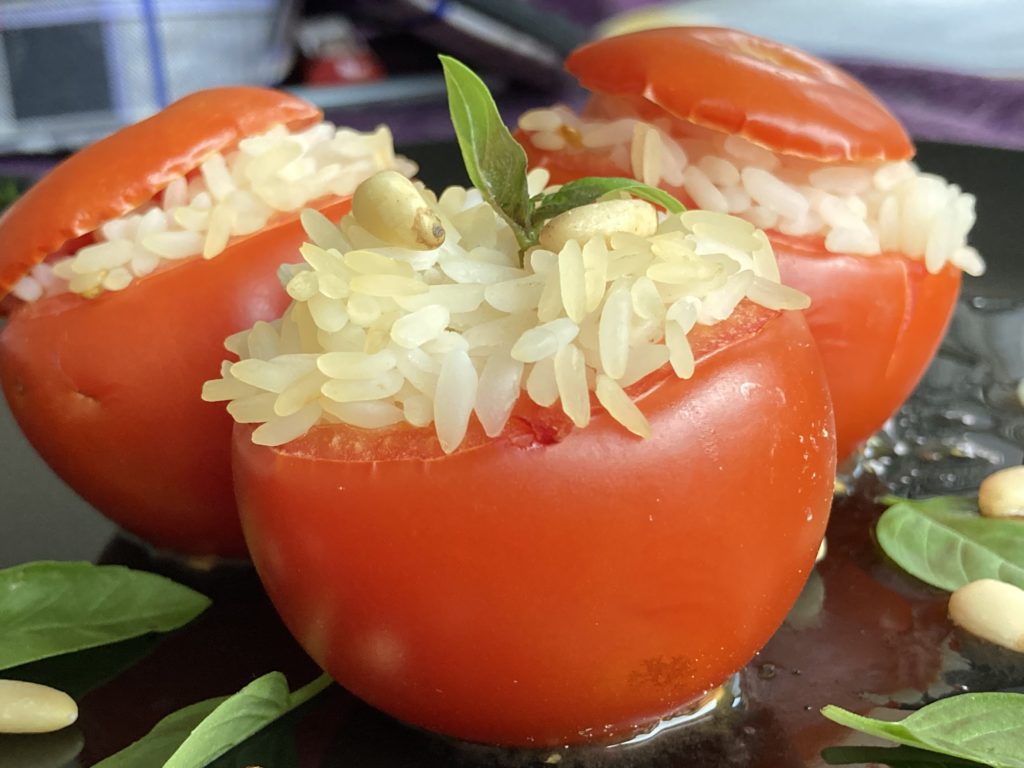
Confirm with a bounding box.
[532,177,685,222]
[0,562,210,671]
[163,673,324,768]
[876,497,1024,591]
[439,55,531,247]
[823,744,987,767]
[206,705,303,768]
[95,673,330,768]
[879,495,977,514]
[822,694,1024,768]
[0,177,23,213]
[93,697,226,768]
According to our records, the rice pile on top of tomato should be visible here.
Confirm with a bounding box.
[203,167,812,451]
[8,114,411,304]
[519,85,982,277]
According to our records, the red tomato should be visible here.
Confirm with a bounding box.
[565,27,911,163]
[0,88,350,557]
[770,234,961,460]
[234,304,837,746]
[524,27,962,459]
[0,198,352,557]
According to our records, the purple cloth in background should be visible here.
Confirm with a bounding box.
[840,61,1024,151]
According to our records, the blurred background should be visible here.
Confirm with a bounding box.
[0,0,1021,157]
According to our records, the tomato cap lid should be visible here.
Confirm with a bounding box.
[0,86,321,297]
[566,27,913,164]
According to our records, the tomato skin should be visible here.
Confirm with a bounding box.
[235,308,836,746]
[565,27,911,162]
[0,198,351,558]
[771,233,961,459]
[0,87,320,297]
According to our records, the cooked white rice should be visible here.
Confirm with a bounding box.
[10,123,415,302]
[517,107,986,277]
[203,169,809,452]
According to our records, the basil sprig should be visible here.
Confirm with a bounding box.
[822,694,1024,768]
[94,672,330,768]
[439,55,684,254]
[876,497,1024,591]
[0,561,209,671]
[440,55,532,248]
[531,176,684,222]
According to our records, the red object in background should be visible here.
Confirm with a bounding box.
[304,51,385,86]
[298,16,386,86]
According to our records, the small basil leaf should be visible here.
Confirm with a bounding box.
[0,562,210,671]
[876,497,1024,591]
[206,702,304,768]
[439,55,531,247]
[822,694,1024,768]
[95,673,330,768]
[878,495,977,514]
[823,744,987,767]
[93,697,226,768]
[0,177,23,213]
[532,177,685,222]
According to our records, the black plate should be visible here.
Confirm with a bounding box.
[1,142,1023,767]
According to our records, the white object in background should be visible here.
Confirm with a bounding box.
[601,0,1024,77]
[0,0,296,153]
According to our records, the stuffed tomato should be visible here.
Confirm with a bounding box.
[206,165,837,746]
[0,87,412,557]
[518,27,984,460]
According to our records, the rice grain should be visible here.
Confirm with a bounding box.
[595,374,650,438]
[434,349,478,453]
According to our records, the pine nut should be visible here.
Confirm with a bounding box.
[0,680,78,734]
[352,171,445,250]
[978,465,1024,519]
[539,199,657,252]
[948,579,1024,653]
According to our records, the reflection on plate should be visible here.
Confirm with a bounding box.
[863,297,1024,495]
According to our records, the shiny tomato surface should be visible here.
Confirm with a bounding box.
[771,233,961,460]
[235,305,836,746]
[0,198,351,557]
[566,27,911,163]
